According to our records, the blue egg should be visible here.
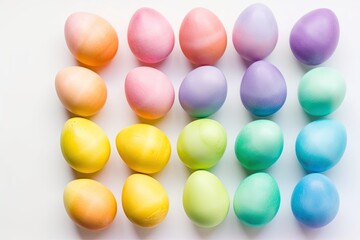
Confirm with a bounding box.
[295,119,346,173]
[291,173,339,228]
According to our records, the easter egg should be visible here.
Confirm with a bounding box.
[290,8,339,65]
[296,119,346,173]
[179,7,227,65]
[122,174,169,228]
[115,124,171,174]
[128,7,174,64]
[240,60,287,116]
[298,67,346,117]
[60,117,110,173]
[233,172,280,227]
[234,119,283,171]
[232,3,278,61]
[63,179,117,230]
[179,66,227,118]
[291,173,339,228]
[55,66,107,117]
[125,66,175,120]
[183,170,229,228]
[64,12,118,67]
[177,119,227,170]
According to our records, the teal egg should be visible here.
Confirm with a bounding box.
[233,172,280,227]
[234,119,283,171]
[298,67,346,116]
[177,119,227,170]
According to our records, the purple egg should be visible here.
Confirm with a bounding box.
[179,66,227,118]
[240,61,287,116]
[290,8,339,65]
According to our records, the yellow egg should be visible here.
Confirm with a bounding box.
[115,124,171,174]
[63,179,117,230]
[122,174,169,227]
[55,66,107,117]
[61,117,110,173]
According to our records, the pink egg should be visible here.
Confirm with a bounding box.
[179,8,227,66]
[128,8,175,64]
[125,67,175,120]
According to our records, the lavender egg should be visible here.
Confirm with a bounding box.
[240,61,286,116]
[290,8,340,65]
[233,3,278,61]
[179,66,227,118]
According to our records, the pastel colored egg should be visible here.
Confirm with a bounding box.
[177,119,227,170]
[179,7,227,65]
[183,170,229,228]
[291,173,339,228]
[179,66,227,118]
[60,117,110,173]
[296,119,346,173]
[128,7,175,64]
[63,179,117,230]
[122,174,169,228]
[232,3,278,61]
[290,8,339,65]
[64,12,118,66]
[298,67,346,116]
[240,60,287,116]
[233,172,280,227]
[125,66,175,120]
[234,119,283,171]
[55,66,107,117]
[115,124,171,174]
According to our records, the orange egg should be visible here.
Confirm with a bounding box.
[179,8,227,66]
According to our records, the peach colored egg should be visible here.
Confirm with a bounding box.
[55,66,107,117]
[179,8,227,66]
[125,66,174,120]
[64,12,118,67]
[128,7,175,64]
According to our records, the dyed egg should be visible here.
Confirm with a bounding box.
[55,66,107,117]
[63,179,117,230]
[64,12,118,66]
[125,66,174,120]
[232,3,278,61]
[179,66,227,118]
[298,67,346,116]
[235,120,283,171]
[60,117,110,173]
[290,8,339,65]
[179,8,227,65]
[115,124,171,174]
[291,173,339,228]
[177,119,227,170]
[233,173,280,227]
[296,119,346,173]
[122,174,169,228]
[128,7,174,64]
[240,60,287,116]
[183,170,229,228]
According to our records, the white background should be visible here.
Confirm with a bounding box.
[1,0,359,239]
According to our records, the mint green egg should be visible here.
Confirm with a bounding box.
[298,67,346,116]
[177,119,227,170]
[233,172,280,227]
[234,119,283,171]
[183,170,229,228]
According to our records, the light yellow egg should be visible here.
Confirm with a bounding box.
[61,117,110,173]
[63,179,117,230]
[122,174,169,227]
[115,124,171,174]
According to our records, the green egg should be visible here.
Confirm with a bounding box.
[298,67,346,116]
[233,172,280,227]
[234,119,283,171]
